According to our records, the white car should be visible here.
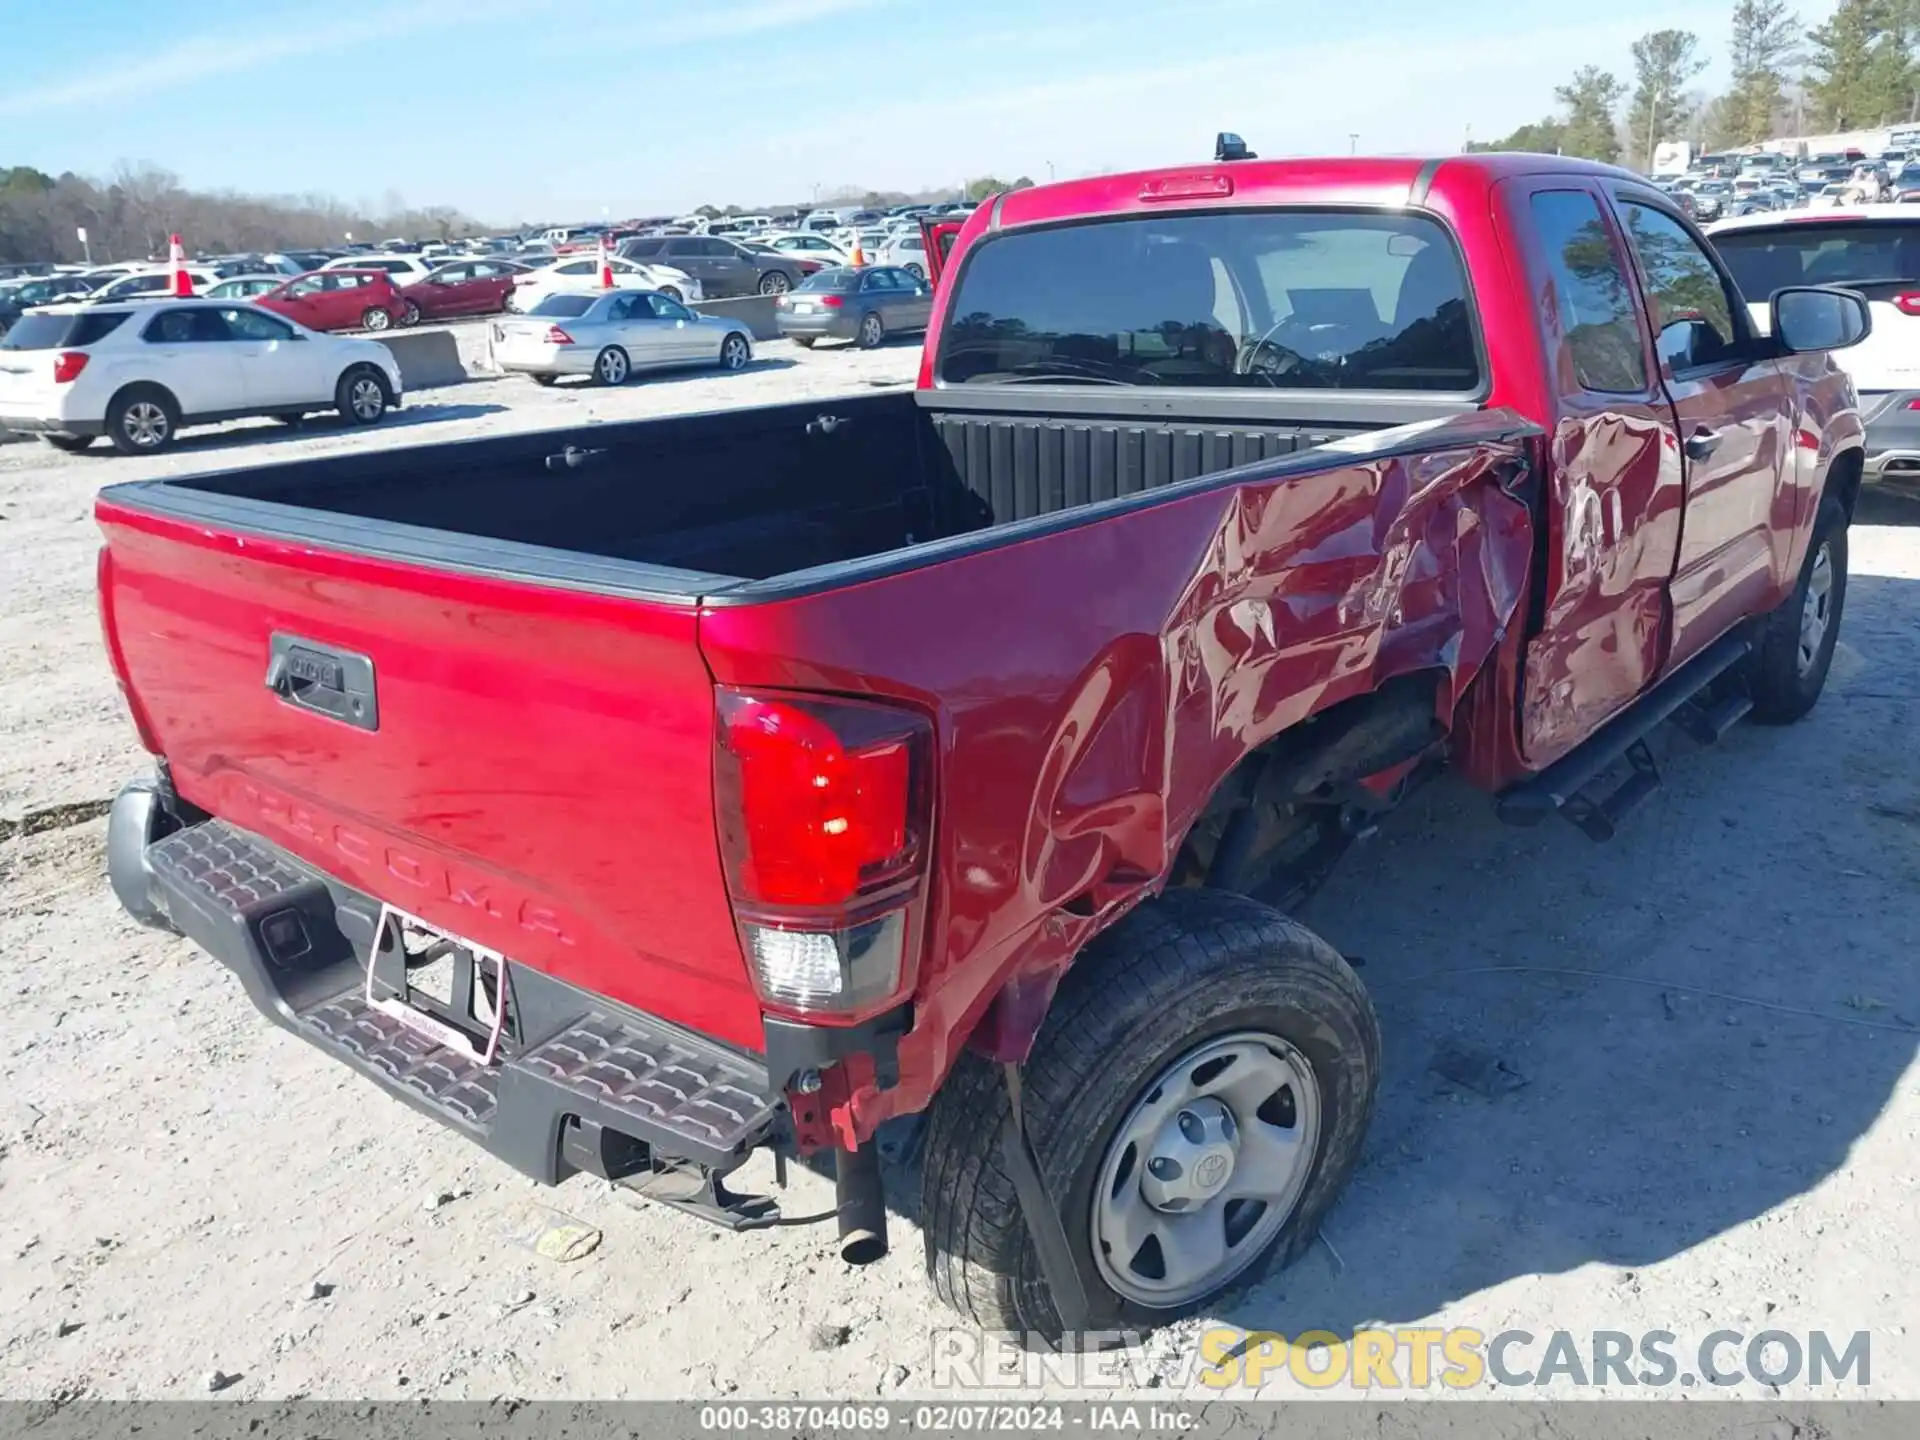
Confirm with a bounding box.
[873,230,930,279]
[89,266,221,303]
[762,231,850,263]
[506,254,702,312]
[0,298,403,456]
[1710,205,1920,482]
[321,253,436,284]
[203,274,289,300]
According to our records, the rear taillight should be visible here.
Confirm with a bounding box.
[819,295,844,308]
[544,325,574,344]
[52,351,88,383]
[1896,292,1920,316]
[714,689,932,1019]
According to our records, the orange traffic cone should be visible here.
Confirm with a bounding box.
[599,233,615,289]
[849,234,867,268]
[168,233,194,296]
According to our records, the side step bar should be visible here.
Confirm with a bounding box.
[1496,633,1752,841]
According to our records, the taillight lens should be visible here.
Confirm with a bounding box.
[52,351,88,383]
[544,325,574,344]
[1896,293,1920,317]
[819,295,844,308]
[714,690,932,1018]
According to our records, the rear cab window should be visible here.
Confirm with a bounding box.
[0,311,131,350]
[935,209,1481,391]
[798,269,860,293]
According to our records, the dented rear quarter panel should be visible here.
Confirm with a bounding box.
[697,412,1537,1133]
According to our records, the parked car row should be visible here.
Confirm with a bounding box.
[0,296,402,454]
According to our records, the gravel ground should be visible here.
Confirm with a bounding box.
[2,347,1918,1403]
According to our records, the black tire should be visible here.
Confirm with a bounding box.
[41,434,95,454]
[592,346,630,386]
[106,386,180,456]
[1749,496,1848,723]
[530,374,557,387]
[856,310,886,349]
[793,336,817,349]
[335,365,389,425]
[905,262,926,281]
[920,888,1379,1338]
[718,332,751,371]
[758,270,793,295]
[398,299,422,328]
[659,286,683,304]
[274,412,308,427]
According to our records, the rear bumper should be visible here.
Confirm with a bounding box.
[0,413,103,438]
[495,344,596,378]
[106,777,784,1186]
[1860,394,1920,482]
[776,310,858,340]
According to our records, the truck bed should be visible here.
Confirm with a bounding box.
[134,389,1412,595]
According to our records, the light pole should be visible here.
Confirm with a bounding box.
[1047,159,1055,182]
[1349,132,1359,155]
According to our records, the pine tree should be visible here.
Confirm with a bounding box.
[1626,30,1709,170]
[1724,0,1801,144]
[1556,67,1628,164]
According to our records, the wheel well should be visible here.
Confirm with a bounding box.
[1825,446,1865,520]
[339,362,390,397]
[108,381,178,417]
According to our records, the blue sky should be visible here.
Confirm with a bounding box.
[1,0,1842,224]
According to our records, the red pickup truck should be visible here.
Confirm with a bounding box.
[94,155,1867,1339]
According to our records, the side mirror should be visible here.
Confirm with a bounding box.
[1771,285,1871,353]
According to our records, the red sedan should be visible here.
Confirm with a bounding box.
[254,270,406,332]
[396,260,530,326]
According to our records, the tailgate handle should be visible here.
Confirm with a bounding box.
[265,633,379,732]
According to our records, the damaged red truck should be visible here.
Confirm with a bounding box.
[95,155,1867,1337]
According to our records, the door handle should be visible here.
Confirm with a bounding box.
[1683,428,1721,461]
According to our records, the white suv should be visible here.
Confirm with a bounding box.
[1710,206,1920,484]
[0,299,403,456]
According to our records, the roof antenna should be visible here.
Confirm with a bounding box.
[1215,132,1256,163]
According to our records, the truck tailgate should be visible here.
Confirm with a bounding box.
[95,497,760,1050]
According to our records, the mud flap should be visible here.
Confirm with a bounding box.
[998,1061,1093,1335]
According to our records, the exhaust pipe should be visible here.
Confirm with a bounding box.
[835,1140,888,1264]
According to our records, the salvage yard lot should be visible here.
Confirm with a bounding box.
[3,342,1920,1400]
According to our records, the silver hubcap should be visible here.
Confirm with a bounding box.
[365,310,389,331]
[863,316,881,343]
[722,337,748,369]
[1798,541,1834,676]
[1093,1031,1320,1309]
[764,274,788,293]
[349,377,383,419]
[599,350,627,383]
[124,402,168,447]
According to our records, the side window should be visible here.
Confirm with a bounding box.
[606,294,640,321]
[435,264,471,283]
[1528,190,1648,394]
[654,297,695,322]
[862,270,892,291]
[220,307,294,341]
[286,276,321,296]
[143,309,211,344]
[1617,202,1740,372]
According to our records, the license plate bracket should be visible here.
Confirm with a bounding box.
[363,904,508,1065]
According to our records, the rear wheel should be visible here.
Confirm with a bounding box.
[905,262,926,281]
[530,374,557,387]
[758,270,792,295]
[106,387,180,456]
[1749,495,1848,723]
[659,286,684,304]
[920,888,1378,1337]
[593,346,630,386]
[361,306,392,332]
[793,336,817,350]
[856,311,886,349]
[336,366,389,425]
[398,299,422,327]
[41,434,95,454]
[719,333,751,371]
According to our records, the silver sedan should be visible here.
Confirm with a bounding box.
[491,290,753,385]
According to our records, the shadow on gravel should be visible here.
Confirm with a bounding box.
[150,402,512,457]
[829,573,1920,1340]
